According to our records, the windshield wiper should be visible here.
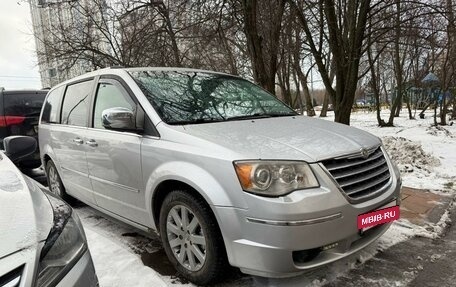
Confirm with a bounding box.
[168,112,297,125]
[168,118,224,125]
[225,112,296,121]
[225,113,271,121]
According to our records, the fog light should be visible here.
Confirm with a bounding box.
[321,242,338,251]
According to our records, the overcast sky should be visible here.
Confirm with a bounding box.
[0,0,41,90]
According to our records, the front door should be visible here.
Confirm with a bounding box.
[85,78,147,225]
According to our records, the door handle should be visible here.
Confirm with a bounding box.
[86,139,98,147]
[73,138,83,145]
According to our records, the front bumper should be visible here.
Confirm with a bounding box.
[214,162,401,278]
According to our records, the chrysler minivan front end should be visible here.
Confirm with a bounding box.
[212,146,401,277]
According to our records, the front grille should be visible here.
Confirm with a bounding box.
[322,147,391,202]
[0,265,23,287]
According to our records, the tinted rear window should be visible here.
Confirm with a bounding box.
[4,92,46,116]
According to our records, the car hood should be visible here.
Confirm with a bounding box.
[180,116,381,162]
[0,153,53,258]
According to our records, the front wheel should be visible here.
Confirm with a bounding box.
[159,190,228,285]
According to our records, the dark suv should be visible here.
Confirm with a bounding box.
[0,89,47,168]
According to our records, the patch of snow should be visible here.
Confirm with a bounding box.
[382,136,440,173]
[415,205,453,239]
[83,223,169,287]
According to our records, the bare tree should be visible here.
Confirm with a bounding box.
[290,0,371,125]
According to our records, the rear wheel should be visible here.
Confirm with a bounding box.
[46,160,71,201]
[159,190,228,285]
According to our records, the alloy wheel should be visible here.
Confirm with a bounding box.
[48,165,61,196]
[166,205,207,271]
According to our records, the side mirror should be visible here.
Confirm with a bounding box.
[3,136,37,163]
[102,107,136,130]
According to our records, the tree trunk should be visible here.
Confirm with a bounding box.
[157,3,181,66]
[324,0,371,125]
[440,95,447,125]
[320,92,330,117]
[388,0,403,125]
[452,99,456,120]
[320,58,335,117]
[295,65,315,116]
[367,40,387,126]
[292,69,303,113]
[406,94,414,119]
[242,0,285,94]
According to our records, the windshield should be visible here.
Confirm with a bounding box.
[129,70,296,125]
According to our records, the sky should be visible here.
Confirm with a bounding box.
[0,0,41,90]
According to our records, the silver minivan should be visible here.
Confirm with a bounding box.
[39,67,401,285]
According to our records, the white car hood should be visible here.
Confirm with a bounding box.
[180,116,381,162]
[0,153,53,259]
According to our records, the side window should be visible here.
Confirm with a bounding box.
[61,80,93,127]
[93,81,135,129]
[41,86,64,124]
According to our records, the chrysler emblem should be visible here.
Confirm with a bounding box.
[360,148,369,159]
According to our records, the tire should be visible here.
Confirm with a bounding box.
[159,190,228,285]
[45,160,72,202]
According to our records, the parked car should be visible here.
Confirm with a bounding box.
[0,89,47,168]
[39,67,401,285]
[0,136,98,287]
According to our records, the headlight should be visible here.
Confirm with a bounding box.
[36,192,87,287]
[234,160,319,196]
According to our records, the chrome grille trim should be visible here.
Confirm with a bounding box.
[339,165,390,188]
[0,265,23,287]
[322,147,391,202]
[324,149,383,171]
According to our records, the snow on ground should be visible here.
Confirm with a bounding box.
[84,224,168,287]
[76,109,456,287]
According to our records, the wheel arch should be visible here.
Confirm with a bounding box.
[40,142,58,169]
[43,154,52,166]
[146,161,239,231]
[152,180,209,232]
